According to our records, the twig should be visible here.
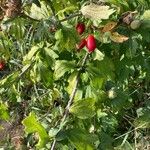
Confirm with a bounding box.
[18,61,35,79]
[50,53,89,150]
[60,13,82,22]
[114,123,146,140]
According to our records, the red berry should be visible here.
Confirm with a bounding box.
[86,35,96,53]
[76,39,87,51]
[76,23,85,35]
[0,61,5,70]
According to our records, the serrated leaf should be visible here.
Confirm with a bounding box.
[36,60,53,87]
[54,60,75,80]
[22,112,49,148]
[0,102,10,120]
[55,26,79,51]
[29,1,51,19]
[67,128,97,150]
[93,49,104,61]
[44,47,59,59]
[98,132,113,150]
[142,10,150,20]
[55,29,63,40]
[0,72,19,88]
[67,71,83,101]
[81,3,116,20]
[92,57,115,79]
[23,45,39,62]
[69,98,96,119]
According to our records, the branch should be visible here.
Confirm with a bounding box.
[50,52,89,150]
[60,13,82,22]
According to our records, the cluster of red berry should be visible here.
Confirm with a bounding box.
[75,23,96,53]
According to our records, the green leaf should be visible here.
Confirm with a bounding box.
[69,98,96,119]
[94,57,115,79]
[54,60,75,80]
[22,112,49,148]
[55,26,79,51]
[142,10,150,20]
[134,108,150,128]
[109,90,131,112]
[66,128,97,150]
[93,49,104,61]
[44,47,59,59]
[32,0,41,7]
[23,45,40,62]
[55,29,63,40]
[37,60,53,87]
[0,72,19,88]
[98,132,113,150]
[29,1,51,19]
[0,102,10,120]
[57,5,77,16]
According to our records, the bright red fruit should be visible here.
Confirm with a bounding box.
[76,23,85,35]
[86,35,96,52]
[0,61,5,70]
[76,39,87,51]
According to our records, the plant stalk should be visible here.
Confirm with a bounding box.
[50,52,89,150]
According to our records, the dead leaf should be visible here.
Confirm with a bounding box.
[110,32,129,43]
[102,21,118,32]
[120,11,138,25]
[81,3,116,20]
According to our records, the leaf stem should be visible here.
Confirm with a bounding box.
[50,52,89,150]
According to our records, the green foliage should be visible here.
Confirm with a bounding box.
[70,98,96,119]
[22,112,49,148]
[0,102,9,121]
[0,0,150,149]
[54,60,76,80]
[66,128,97,150]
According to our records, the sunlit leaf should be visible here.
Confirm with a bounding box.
[23,45,40,62]
[0,72,19,88]
[81,3,116,20]
[67,128,97,150]
[54,60,75,80]
[22,112,49,148]
[93,49,104,61]
[102,21,118,32]
[0,102,10,120]
[142,10,150,20]
[110,32,129,43]
[69,98,96,119]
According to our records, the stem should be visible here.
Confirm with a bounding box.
[60,13,82,22]
[50,53,89,150]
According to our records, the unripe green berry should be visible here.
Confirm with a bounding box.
[130,20,141,30]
